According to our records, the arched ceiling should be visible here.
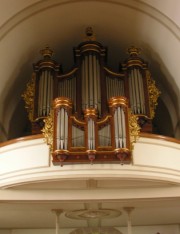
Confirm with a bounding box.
[0,0,179,141]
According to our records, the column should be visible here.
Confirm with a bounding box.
[123,207,134,234]
[52,209,63,234]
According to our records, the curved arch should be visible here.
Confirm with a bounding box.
[0,0,179,41]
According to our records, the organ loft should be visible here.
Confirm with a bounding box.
[22,27,160,165]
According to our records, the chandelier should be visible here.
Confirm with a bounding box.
[22,27,160,166]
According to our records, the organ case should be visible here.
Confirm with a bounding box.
[23,28,160,165]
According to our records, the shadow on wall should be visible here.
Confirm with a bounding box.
[153,98,174,137]
[8,99,31,140]
[141,42,179,138]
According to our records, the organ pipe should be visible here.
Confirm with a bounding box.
[81,54,101,114]
[109,96,129,151]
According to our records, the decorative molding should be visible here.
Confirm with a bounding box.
[129,111,140,150]
[65,208,121,220]
[146,70,161,119]
[42,110,54,153]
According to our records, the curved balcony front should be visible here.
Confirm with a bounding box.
[0,134,179,189]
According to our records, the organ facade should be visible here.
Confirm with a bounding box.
[22,28,160,165]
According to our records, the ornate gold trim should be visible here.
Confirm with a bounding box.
[22,73,36,121]
[129,110,140,150]
[146,71,161,119]
[108,96,128,108]
[53,97,73,109]
[84,108,97,117]
[42,110,54,152]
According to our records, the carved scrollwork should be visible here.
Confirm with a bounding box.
[129,110,140,150]
[146,71,161,119]
[42,110,54,153]
[22,73,36,121]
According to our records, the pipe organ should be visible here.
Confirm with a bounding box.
[23,27,160,165]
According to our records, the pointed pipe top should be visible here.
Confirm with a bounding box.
[40,46,54,59]
[85,27,96,41]
[127,46,141,57]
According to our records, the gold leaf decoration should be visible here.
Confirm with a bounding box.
[22,73,36,121]
[146,71,161,119]
[42,110,54,153]
[129,110,140,150]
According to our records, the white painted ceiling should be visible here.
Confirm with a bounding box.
[0,177,180,229]
[0,0,180,231]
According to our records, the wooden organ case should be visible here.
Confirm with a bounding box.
[23,28,160,165]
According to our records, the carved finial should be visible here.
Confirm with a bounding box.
[40,46,54,58]
[127,46,141,57]
[85,27,96,41]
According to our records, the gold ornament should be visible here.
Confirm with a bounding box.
[146,71,161,119]
[22,73,36,121]
[42,110,54,153]
[129,110,140,150]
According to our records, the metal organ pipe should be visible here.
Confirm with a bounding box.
[106,76,125,100]
[121,107,126,148]
[93,55,98,109]
[57,110,60,149]
[64,109,68,150]
[58,76,76,112]
[38,72,42,117]
[46,72,50,115]
[89,54,93,107]
[81,58,85,110]
[38,70,53,118]
[114,106,126,149]
[47,71,52,115]
[85,55,89,109]
[132,70,137,114]
[117,107,122,148]
[88,118,95,150]
[96,57,101,115]
[57,108,69,150]
[60,108,64,149]
[42,70,47,116]
[137,69,145,114]
[114,109,119,148]
[129,68,145,115]
[81,54,101,115]
[134,69,141,114]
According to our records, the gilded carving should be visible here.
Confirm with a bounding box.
[146,71,161,119]
[129,111,140,150]
[22,73,36,121]
[42,110,54,152]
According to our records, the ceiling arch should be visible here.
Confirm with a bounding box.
[0,0,179,141]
